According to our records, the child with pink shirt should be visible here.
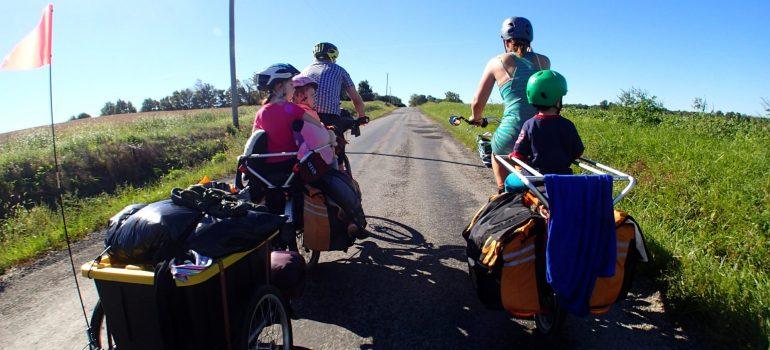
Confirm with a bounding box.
[291,75,338,167]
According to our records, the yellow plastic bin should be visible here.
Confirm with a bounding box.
[82,231,277,350]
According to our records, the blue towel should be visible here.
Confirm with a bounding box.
[544,174,616,316]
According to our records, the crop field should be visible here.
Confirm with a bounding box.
[419,102,770,347]
[0,101,394,273]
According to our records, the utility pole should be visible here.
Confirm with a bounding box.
[228,0,239,128]
[385,73,389,97]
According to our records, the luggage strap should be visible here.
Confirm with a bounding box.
[218,260,232,350]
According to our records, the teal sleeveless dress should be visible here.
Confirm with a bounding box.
[491,52,543,155]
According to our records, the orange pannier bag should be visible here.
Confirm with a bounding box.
[302,186,331,251]
[589,210,649,314]
[500,218,545,318]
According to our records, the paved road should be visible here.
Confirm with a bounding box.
[0,107,701,349]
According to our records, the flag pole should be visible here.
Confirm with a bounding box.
[48,58,90,331]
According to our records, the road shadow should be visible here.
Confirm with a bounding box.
[347,152,484,168]
[292,216,532,348]
[292,216,700,349]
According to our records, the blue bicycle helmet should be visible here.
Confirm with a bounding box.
[500,17,533,42]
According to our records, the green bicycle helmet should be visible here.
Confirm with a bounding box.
[526,70,568,107]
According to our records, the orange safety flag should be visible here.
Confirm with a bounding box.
[0,3,53,71]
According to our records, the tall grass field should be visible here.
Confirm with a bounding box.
[0,101,394,273]
[419,102,769,348]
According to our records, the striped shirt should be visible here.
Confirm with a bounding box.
[301,60,354,115]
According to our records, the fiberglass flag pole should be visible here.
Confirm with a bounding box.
[1,3,91,333]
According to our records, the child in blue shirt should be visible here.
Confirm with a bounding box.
[510,70,583,175]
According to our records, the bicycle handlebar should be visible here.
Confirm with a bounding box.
[449,115,489,128]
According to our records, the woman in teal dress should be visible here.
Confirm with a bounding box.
[468,17,550,192]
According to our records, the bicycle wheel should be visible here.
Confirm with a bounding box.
[89,300,116,350]
[341,154,352,178]
[534,291,566,336]
[238,286,293,350]
[296,230,320,270]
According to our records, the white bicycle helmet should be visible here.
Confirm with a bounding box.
[256,63,300,91]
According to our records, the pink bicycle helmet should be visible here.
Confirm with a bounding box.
[292,75,318,88]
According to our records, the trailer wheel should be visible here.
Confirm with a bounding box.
[89,300,116,350]
[238,286,293,350]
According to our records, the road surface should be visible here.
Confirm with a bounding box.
[0,107,702,349]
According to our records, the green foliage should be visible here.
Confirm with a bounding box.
[358,80,375,101]
[692,97,708,113]
[100,101,115,116]
[0,107,257,220]
[101,99,136,116]
[375,94,405,107]
[141,98,160,112]
[409,94,428,106]
[0,102,395,274]
[444,91,462,103]
[419,101,770,348]
[68,112,91,121]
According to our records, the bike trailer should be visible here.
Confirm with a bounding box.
[82,232,276,350]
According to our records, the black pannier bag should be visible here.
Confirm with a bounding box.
[462,192,539,310]
[310,168,367,231]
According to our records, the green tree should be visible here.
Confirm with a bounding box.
[376,94,404,107]
[159,96,173,111]
[426,95,440,103]
[444,91,462,103]
[170,89,194,110]
[409,94,428,107]
[692,97,708,113]
[617,87,663,111]
[215,89,229,108]
[598,100,610,110]
[100,101,116,116]
[68,112,91,121]
[193,80,218,108]
[761,97,770,117]
[357,80,375,101]
[141,98,160,112]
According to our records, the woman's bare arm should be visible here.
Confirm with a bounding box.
[470,58,498,122]
[538,54,551,69]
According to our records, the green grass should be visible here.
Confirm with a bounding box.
[419,102,770,348]
[0,101,395,273]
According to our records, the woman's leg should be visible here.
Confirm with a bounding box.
[491,153,509,192]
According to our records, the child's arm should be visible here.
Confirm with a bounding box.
[509,125,532,162]
[569,122,584,160]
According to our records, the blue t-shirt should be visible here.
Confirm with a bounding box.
[511,113,584,174]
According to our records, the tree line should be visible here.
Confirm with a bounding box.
[91,74,406,118]
[408,91,463,106]
[354,80,405,107]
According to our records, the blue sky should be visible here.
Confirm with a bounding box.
[1,0,768,132]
